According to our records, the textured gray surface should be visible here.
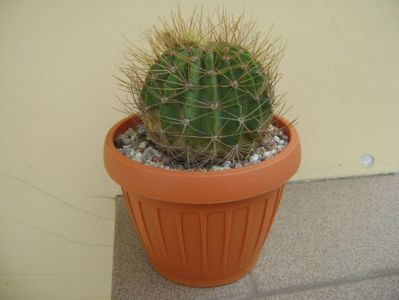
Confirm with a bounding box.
[258,275,399,300]
[112,174,399,300]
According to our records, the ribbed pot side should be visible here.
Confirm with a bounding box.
[104,115,301,287]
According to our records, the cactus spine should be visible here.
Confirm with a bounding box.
[119,9,283,167]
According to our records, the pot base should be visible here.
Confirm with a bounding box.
[152,258,259,287]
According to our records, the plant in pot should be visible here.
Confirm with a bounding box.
[104,9,300,287]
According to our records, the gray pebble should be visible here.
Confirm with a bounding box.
[122,137,131,145]
[211,166,223,171]
[133,152,143,162]
[115,134,125,147]
[223,160,232,168]
[136,125,147,135]
[263,151,272,158]
[277,145,285,151]
[142,146,161,162]
[138,141,147,149]
[250,154,261,163]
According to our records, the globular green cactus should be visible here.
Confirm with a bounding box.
[119,9,283,166]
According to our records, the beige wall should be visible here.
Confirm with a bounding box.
[1,1,398,299]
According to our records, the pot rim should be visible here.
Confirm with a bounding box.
[105,115,299,176]
[104,114,301,204]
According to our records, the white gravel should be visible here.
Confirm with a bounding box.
[116,123,289,171]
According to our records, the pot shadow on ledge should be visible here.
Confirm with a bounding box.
[112,174,399,300]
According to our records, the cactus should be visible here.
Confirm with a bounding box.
[118,9,283,167]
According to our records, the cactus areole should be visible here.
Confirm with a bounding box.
[119,10,284,167]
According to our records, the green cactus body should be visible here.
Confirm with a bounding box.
[140,42,273,162]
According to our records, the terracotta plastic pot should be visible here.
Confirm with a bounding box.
[104,115,301,287]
